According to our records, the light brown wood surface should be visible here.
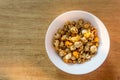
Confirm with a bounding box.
[0,0,119,80]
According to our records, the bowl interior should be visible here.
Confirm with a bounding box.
[45,11,110,74]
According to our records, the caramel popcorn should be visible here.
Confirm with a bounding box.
[53,19,99,64]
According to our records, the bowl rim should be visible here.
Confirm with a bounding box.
[45,10,110,75]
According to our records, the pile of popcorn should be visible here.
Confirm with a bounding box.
[53,19,99,64]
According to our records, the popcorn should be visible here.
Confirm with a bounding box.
[84,31,91,38]
[53,19,99,64]
[65,41,72,47]
[64,53,72,60]
[69,35,80,42]
[90,45,97,53]
[73,51,79,58]
[74,41,83,48]
[70,27,78,34]
[94,37,99,42]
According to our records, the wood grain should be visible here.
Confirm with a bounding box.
[0,0,119,80]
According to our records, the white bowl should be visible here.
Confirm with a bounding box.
[45,10,110,75]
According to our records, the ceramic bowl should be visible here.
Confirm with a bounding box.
[45,10,110,75]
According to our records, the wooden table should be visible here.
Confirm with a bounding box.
[0,0,119,80]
